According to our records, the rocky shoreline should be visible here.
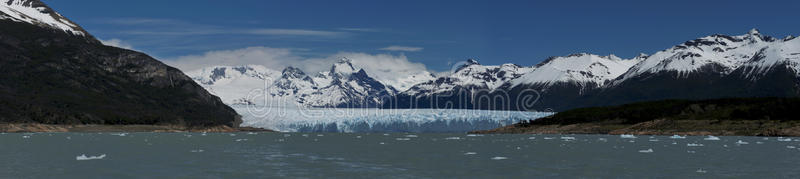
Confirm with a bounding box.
[0,123,274,133]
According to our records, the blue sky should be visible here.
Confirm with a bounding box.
[45,0,800,72]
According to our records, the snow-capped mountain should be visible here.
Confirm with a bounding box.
[0,0,87,36]
[188,58,397,107]
[186,65,281,105]
[585,29,800,109]
[189,29,800,112]
[510,53,641,88]
[403,59,534,96]
[616,29,793,82]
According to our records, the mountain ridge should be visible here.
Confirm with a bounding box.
[189,29,800,112]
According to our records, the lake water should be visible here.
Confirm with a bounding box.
[1,133,799,178]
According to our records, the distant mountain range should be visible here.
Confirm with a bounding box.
[191,29,800,111]
[0,0,239,127]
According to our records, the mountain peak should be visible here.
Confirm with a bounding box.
[281,66,306,78]
[331,57,357,76]
[748,28,761,36]
[0,0,89,36]
[466,59,480,65]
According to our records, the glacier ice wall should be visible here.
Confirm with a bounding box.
[234,105,553,132]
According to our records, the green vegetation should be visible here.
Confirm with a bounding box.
[476,97,800,136]
[524,97,800,126]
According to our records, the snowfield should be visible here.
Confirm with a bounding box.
[235,106,553,132]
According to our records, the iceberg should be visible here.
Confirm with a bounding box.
[620,134,637,139]
[638,149,654,153]
[687,143,704,147]
[490,157,508,160]
[235,106,553,132]
[76,154,106,161]
[669,135,686,139]
[703,135,720,141]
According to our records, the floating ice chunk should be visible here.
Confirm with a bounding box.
[22,136,30,139]
[405,135,418,138]
[696,169,707,173]
[247,132,257,135]
[379,142,386,145]
[66,136,71,140]
[466,134,483,137]
[620,134,637,139]
[490,157,508,160]
[543,137,554,140]
[190,149,204,153]
[669,135,686,139]
[638,149,654,153]
[464,152,477,155]
[383,133,390,136]
[787,146,796,149]
[777,137,792,142]
[283,134,291,137]
[76,154,106,161]
[528,137,536,140]
[110,133,128,137]
[649,139,660,142]
[703,136,720,141]
[445,137,461,140]
[672,142,677,145]
[235,139,249,142]
[687,143,704,147]
[317,134,324,137]
[395,138,411,141]
[756,141,764,144]
[356,136,362,139]
[597,138,607,142]
[561,136,576,141]
[302,134,309,137]
[735,140,749,145]
[687,150,696,153]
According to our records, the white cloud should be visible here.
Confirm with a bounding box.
[244,29,347,37]
[99,38,134,50]
[379,45,423,52]
[163,47,433,90]
[166,47,303,72]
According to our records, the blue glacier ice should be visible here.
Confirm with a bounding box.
[234,105,554,132]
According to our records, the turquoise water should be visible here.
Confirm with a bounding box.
[1,133,799,178]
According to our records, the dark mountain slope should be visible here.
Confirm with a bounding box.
[0,16,239,127]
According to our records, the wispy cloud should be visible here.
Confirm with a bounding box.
[99,38,134,50]
[244,29,348,37]
[337,28,379,32]
[379,45,423,52]
[94,18,178,25]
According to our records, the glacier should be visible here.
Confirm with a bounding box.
[234,105,553,132]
